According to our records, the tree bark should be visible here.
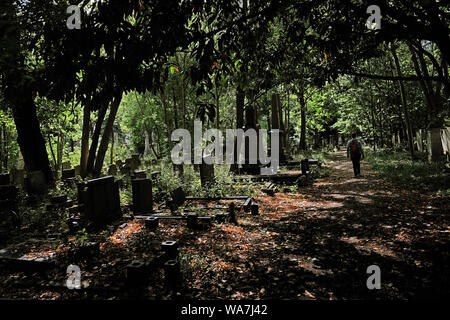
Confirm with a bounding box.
[93,94,122,176]
[299,85,307,151]
[11,93,54,184]
[86,103,108,174]
[391,47,414,158]
[80,105,91,177]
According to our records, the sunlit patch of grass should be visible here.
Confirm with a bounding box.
[366,149,450,196]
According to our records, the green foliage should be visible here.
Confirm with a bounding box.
[366,150,450,197]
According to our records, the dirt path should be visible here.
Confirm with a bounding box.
[232,150,450,300]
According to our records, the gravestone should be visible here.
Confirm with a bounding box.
[120,161,130,175]
[441,127,450,158]
[108,164,118,176]
[131,178,153,214]
[81,176,122,226]
[427,128,444,162]
[27,171,48,196]
[10,168,25,187]
[200,162,215,187]
[416,130,424,152]
[74,165,81,176]
[170,187,185,208]
[301,159,310,175]
[62,161,71,170]
[134,170,146,179]
[62,168,76,180]
[131,154,141,171]
[186,213,198,229]
[0,173,10,185]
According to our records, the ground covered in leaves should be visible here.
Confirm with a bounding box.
[0,151,449,300]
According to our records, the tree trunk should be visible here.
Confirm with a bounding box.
[299,85,307,150]
[80,105,91,177]
[93,94,122,176]
[0,122,3,173]
[86,103,108,174]
[12,93,54,184]
[391,47,414,158]
[110,126,114,165]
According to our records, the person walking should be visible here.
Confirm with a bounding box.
[347,133,364,177]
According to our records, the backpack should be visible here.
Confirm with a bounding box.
[350,140,360,155]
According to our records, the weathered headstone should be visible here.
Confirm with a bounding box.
[27,171,48,196]
[301,159,310,175]
[62,168,75,180]
[416,130,424,152]
[74,165,81,176]
[200,162,215,187]
[131,178,153,214]
[81,176,122,226]
[427,128,445,162]
[134,170,146,179]
[170,187,186,208]
[62,161,71,170]
[186,213,198,229]
[10,168,25,187]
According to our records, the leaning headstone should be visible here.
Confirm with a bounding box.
[82,176,121,226]
[27,171,48,196]
[131,178,153,214]
[0,173,10,185]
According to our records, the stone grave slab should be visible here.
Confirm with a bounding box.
[131,178,153,214]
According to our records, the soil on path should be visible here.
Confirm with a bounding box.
[225,150,450,300]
